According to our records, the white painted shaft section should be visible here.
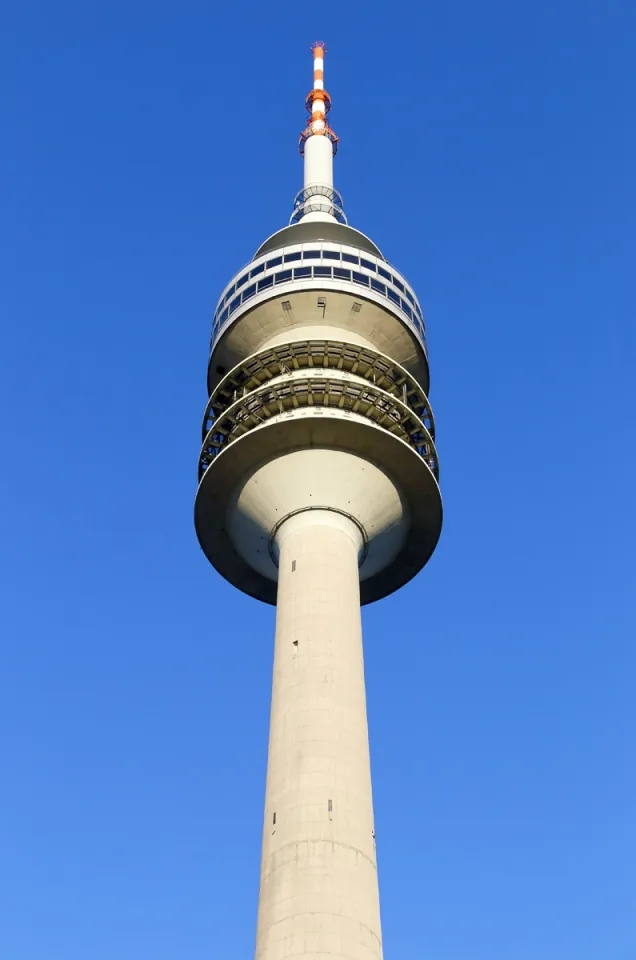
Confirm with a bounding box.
[304,134,333,189]
[303,135,335,223]
[255,512,383,960]
[313,55,324,89]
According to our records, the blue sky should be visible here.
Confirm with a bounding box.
[0,1,633,958]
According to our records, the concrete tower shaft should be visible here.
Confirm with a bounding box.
[195,42,442,960]
[256,512,382,959]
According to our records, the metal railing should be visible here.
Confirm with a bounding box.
[202,338,434,440]
[199,374,439,481]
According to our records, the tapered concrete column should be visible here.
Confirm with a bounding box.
[255,512,383,960]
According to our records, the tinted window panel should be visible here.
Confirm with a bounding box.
[230,296,241,314]
[393,277,405,292]
[243,283,256,300]
[284,251,301,262]
[360,258,376,271]
[294,266,311,278]
[352,271,369,285]
[405,289,414,304]
[275,269,292,282]
[224,285,235,303]
[257,275,273,291]
[303,250,320,259]
[387,289,400,305]
[334,267,351,280]
[378,266,391,281]
[250,263,265,277]
[236,273,248,288]
[371,279,386,294]
[266,256,282,268]
[342,253,358,264]
[323,250,340,260]
[314,266,331,277]
[401,302,413,320]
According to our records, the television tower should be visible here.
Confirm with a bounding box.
[195,42,442,960]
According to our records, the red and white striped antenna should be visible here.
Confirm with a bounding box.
[293,42,344,224]
[299,42,338,158]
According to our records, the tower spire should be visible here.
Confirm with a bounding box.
[300,41,338,152]
[294,41,343,224]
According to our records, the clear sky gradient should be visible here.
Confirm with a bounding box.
[1,2,633,958]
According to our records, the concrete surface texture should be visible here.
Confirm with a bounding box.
[226,445,409,584]
[255,512,383,960]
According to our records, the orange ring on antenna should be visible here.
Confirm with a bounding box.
[305,89,332,114]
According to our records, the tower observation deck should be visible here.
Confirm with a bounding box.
[195,42,442,960]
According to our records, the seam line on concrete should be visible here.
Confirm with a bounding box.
[266,910,382,947]
[280,954,379,960]
[262,838,378,872]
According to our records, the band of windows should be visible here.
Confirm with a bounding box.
[217,249,417,312]
[211,248,425,348]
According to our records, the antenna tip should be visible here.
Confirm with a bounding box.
[310,41,327,54]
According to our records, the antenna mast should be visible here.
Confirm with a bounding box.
[296,41,340,222]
